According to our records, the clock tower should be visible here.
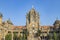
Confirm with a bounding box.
[26,7,40,40]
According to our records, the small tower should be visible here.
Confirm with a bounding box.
[7,18,13,25]
[0,12,3,25]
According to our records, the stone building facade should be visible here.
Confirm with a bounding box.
[0,8,60,40]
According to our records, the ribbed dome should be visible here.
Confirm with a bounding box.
[53,20,60,25]
[7,19,13,25]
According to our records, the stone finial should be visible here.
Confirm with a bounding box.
[32,5,34,8]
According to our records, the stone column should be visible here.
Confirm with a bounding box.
[3,32,5,40]
[0,37,1,40]
[4,36,5,40]
[0,38,1,40]
[18,32,20,37]
[11,31,13,40]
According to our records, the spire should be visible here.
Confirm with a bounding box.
[53,17,60,25]
[32,5,35,10]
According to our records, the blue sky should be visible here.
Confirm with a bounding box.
[0,0,60,26]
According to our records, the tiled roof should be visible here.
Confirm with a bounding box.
[40,26,50,29]
[12,26,53,31]
[12,26,26,30]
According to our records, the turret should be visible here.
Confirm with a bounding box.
[7,19,13,25]
[53,19,60,29]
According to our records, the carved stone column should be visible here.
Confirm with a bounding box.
[11,31,13,40]
[18,32,20,37]
[3,31,5,40]
[4,36,5,40]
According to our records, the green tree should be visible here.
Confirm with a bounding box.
[38,29,41,36]
[58,33,60,40]
[53,32,57,40]
[13,32,19,40]
[48,35,52,40]
[23,29,27,40]
[5,33,12,40]
[18,29,28,40]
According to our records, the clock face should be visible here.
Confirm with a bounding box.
[32,24,35,30]
[29,23,38,34]
[32,24,35,27]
